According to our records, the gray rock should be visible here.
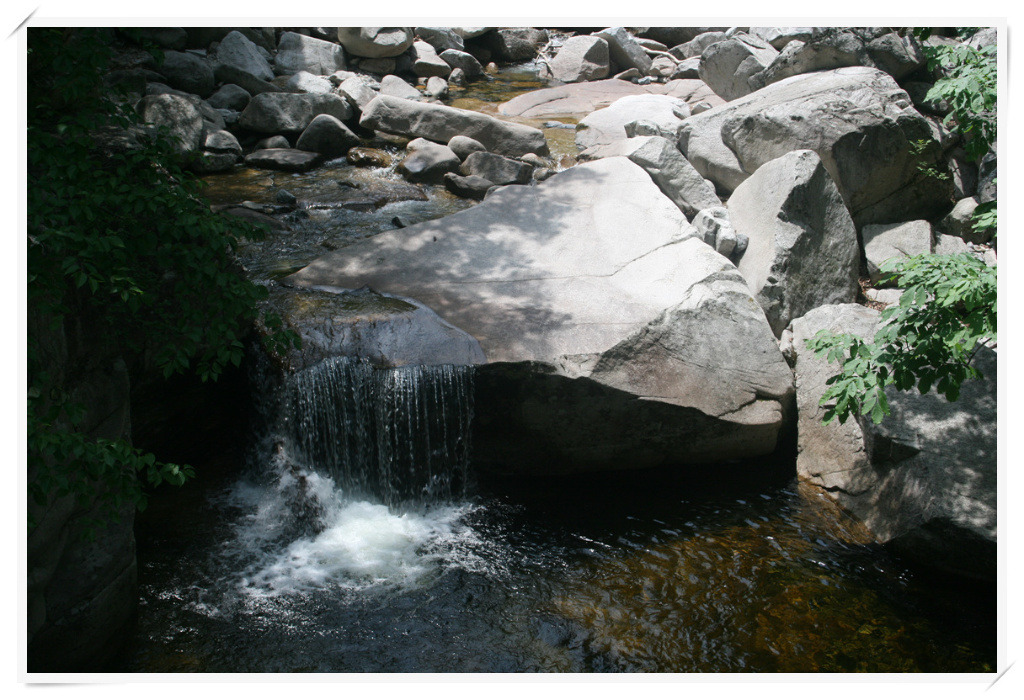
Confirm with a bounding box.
[135,27,188,50]
[425,76,449,98]
[285,71,334,94]
[357,57,397,75]
[212,30,274,82]
[275,31,347,76]
[578,135,721,219]
[204,129,242,155]
[448,67,467,85]
[939,196,987,243]
[360,95,549,157]
[337,27,414,58]
[671,31,729,59]
[256,135,291,150]
[482,28,548,62]
[337,75,380,110]
[411,41,452,78]
[415,27,465,53]
[862,220,933,283]
[647,56,678,79]
[459,151,533,185]
[638,27,729,46]
[692,206,746,260]
[978,151,996,203]
[698,34,778,100]
[156,50,214,98]
[135,93,204,156]
[594,27,653,74]
[447,135,487,160]
[679,67,952,227]
[729,150,859,336]
[866,31,926,81]
[443,172,493,199]
[191,151,239,173]
[239,92,353,133]
[286,157,794,474]
[748,33,867,92]
[547,35,610,83]
[500,78,722,119]
[788,304,996,580]
[244,148,326,172]
[576,94,690,150]
[398,139,461,184]
[966,27,998,51]
[207,83,251,111]
[439,49,485,78]
[749,27,820,49]
[295,114,360,157]
[380,74,423,100]
[213,63,285,96]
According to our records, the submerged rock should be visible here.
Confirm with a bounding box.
[286,157,794,474]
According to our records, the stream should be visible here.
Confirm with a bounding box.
[121,63,995,674]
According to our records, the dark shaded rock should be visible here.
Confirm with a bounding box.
[444,172,493,199]
[156,50,214,98]
[244,148,326,172]
[295,114,360,156]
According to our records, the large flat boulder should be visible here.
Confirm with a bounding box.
[500,78,722,119]
[679,66,952,226]
[359,95,549,157]
[785,304,996,580]
[286,157,794,474]
[729,150,860,336]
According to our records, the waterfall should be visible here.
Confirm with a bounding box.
[276,356,475,506]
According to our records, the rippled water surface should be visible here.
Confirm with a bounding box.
[127,461,994,673]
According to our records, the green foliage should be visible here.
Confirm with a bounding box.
[27,28,299,533]
[972,195,997,240]
[922,41,996,162]
[807,254,996,425]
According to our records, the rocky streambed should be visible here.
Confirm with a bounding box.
[30,25,998,674]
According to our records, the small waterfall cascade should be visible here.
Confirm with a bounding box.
[271,356,475,506]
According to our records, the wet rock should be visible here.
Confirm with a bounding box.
[729,150,859,336]
[295,114,360,157]
[546,35,610,83]
[679,67,952,226]
[239,92,353,134]
[244,148,326,172]
[212,30,274,82]
[787,304,996,580]
[156,50,215,97]
[337,27,414,58]
[287,157,794,474]
[346,146,392,168]
[360,95,549,157]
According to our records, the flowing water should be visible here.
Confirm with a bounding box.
[123,63,995,674]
